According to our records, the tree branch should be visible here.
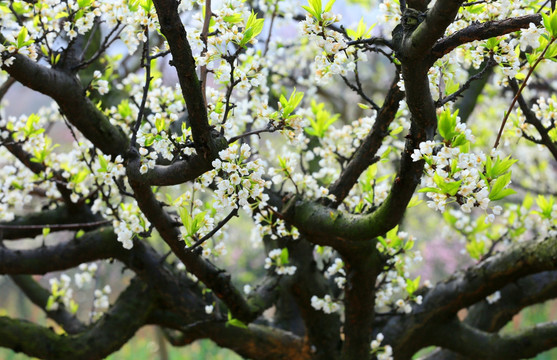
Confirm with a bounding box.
[0,205,102,240]
[404,0,465,60]
[423,271,557,360]
[0,279,154,360]
[430,14,542,61]
[432,318,557,360]
[10,275,85,334]
[0,227,124,274]
[509,78,557,160]
[126,154,256,323]
[152,0,218,158]
[1,50,128,157]
[381,237,557,358]
[328,74,404,205]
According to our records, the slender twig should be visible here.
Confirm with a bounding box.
[185,208,238,251]
[340,74,379,111]
[435,55,495,107]
[0,76,16,100]
[200,0,212,106]
[0,219,111,230]
[264,2,279,56]
[79,19,100,61]
[461,0,488,6]
[73,23,124,70]
[347,37,393,48]
[494,36,557,149]
[228,124,276,143]
[150,49,171,59]
[131,28,152,148]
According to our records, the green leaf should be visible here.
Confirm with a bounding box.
[522,193,534,210]
[542,12,552,35]
[443,211,458,226]
[451,133,468,147]
[551,11,557,38]
[301,5,318,19]
[140,0,152,12]
[390,125,403,136]
[485,155,517,179]
[437,108,458,141]
[46,296,56,311]
[17,26,29,49]
[324,0,335,12]
[488,171,514,201]
[536,195,554,218]
[466,239,485,260]
[433,172,461,196]
[223,14,243,23]
[417,186,442,194]
[77,0,92,8]
[282,88,304,118]
[407,196,422,208]
[11,1,26,14]
[239,11,265,46]
[406,276,420,295]
[279,248,289,265]
[98,154,108,172]
[72,169,88,184]
[227,318,248,329]
[144,134,155,147]
[155,116,165,132]
[69,300,79,314]
[485,37,501,51]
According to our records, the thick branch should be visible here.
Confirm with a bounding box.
[0,279,154,360]
[135,155,212,185]
[381,237,557,358]
[10,275,85,334]
[0,224,209,324]
[421,238,557,323]
[152,0,217,158]
[328,75,404,205]
[0,227,123,274]
[126,154,255,323]
[431,14,542,61]
[424,271,557,360]
[341,244,382,360]
[432,319,557,360]
[404,0,464,60]
[286,238,342,359]
[1,52,128,156]
[158,320,311,360]
[477,270,557,328]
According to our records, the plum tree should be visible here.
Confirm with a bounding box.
[1,0,557,359]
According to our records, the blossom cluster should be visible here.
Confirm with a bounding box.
[91,285,112,320]
[325,258,346,289]
[111,201,151,249]
[370,332,394,360]
[298,12,363,84]
[46,263,112,320]
[264,248,297,276]
[310,294,341,314]
[412,110,512,223]
[46,274,77,312]
[212,143,269,213]
[375,228,423,314]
